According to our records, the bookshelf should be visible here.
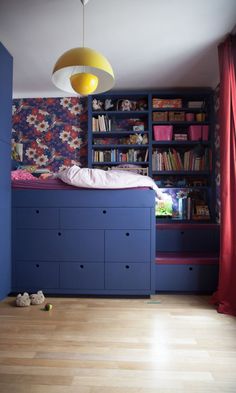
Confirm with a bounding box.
[88,89,216,224]
[150,89,215,223]
[88,93,150,174]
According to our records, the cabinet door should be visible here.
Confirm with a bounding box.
[60,262,104,289]
[156,228,219,252]
[105,230,150,262]
[105,263,150,290]
[14,229,63,260]
[60,207,150,229]
[59,230,104,261]
[155,264,219,292]
[14,208,59,228]
[14,262,59,290]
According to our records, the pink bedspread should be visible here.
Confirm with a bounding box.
[12,178,80,190]
[12,178,150,191]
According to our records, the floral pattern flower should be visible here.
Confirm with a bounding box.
[12,97,87,172]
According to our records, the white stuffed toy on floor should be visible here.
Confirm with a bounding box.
[15,292,31,307]
[30,290,45,305]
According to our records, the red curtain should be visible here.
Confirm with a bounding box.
[212,34,236,316]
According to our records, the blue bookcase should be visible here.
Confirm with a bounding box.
[88,89,220,293]
[88,89,216,223]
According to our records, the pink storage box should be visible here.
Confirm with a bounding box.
[153,125,173,141]
[189,125,209,141]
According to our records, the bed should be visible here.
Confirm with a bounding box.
[12,167,157,296]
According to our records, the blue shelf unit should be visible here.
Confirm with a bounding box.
[88,88,216,224]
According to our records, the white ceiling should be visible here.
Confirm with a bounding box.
[0,0,236,98]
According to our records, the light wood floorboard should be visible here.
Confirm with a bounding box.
[0,294,236,393]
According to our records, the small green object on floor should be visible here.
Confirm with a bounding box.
[44,303,53,311]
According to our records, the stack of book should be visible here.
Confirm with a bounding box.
[92,115,111,132]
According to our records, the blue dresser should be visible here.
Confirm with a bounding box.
[12,188,156,295]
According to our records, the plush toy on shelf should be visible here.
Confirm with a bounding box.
[129,133,143,145]
[92,98,103,111]
[104,98,114,111]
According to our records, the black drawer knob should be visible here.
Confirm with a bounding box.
[36,210,39,214]
[80,265,84,269]
[126,232,130,236]
[189,267,193,271]
[180,231,184,235]
[36,264,40,268]
[58,232,62,236]
[103,210,107,214]
[125,265,130,269]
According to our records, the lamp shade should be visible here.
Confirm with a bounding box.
[52,47,115,95]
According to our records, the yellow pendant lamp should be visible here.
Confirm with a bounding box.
[52,0,115,96]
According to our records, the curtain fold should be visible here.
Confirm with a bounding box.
[212,34,236,316]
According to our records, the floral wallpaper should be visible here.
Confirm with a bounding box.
[12,97,88,172]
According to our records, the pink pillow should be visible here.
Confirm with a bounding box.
[11,169,36,181]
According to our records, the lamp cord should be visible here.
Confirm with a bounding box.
[82,2,85,47]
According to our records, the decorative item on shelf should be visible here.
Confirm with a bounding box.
[152,98,182,109]
[156,196,173,217]
[169,111,185,121]
[153,112,168,121]
[196,113,206,122]
[11,140,23,162]
[133,124,144,131]
[92,98,103,111]
[52,0,114,96]
[193,204,210,220]
[137,99,148,111]
[117,99,134,111]
[174,133,188,141]
[142,134,148,144]
[189,125,209,141]
[187,101,204,109]
[176,190,189,219]
[153,125,173,141]
[104,99,114,111]
[185,113,195,121]
[128,133,143,145]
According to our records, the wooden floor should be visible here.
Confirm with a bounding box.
[0,295,236,393]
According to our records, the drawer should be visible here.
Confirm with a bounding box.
[14,261,59,290]
[105,263,150,290]
[14,229,104,261]
[155,264,219,292]
[156,228,219,252]
[60,208,150,229]
[60,262,104,289]
[105,230,150,262]
[58,230,104,261]
[13,208,59,228]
